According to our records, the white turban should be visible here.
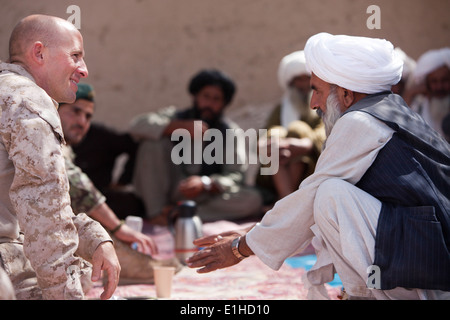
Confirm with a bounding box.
[412,47,450,85]
[304,32,404,94]
[278,50,310,90]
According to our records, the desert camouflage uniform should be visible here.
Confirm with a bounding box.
[0,62,112,300]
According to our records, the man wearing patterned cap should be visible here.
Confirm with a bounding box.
[130,69,262,223]
[187,33,450,300]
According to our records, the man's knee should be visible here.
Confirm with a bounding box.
[314,179,380,232]
[313,179,352,226]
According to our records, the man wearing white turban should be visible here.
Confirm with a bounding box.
[276,50,314,128]
[405,47,450,138]
[186,33,450,300]
[256,51,325,201]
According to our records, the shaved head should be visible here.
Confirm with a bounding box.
[9,14,78,62]
[7,14,88,103]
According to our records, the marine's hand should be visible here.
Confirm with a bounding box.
[91,241,121,300]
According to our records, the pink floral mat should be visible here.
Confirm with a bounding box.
[86,220,341,300]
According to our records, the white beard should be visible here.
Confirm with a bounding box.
[316,86,343,137]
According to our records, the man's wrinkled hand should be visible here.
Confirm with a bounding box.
[186,233,241,273]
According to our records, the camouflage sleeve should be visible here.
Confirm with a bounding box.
[65,154,106,215]
[5,106,84,299]
[71,212,111,261]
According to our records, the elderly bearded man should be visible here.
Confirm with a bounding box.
[187,33,450,300]
[405,47,450,139]
[256,50,325,201]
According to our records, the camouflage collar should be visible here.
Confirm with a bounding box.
[0,61,59,109]
[0,61,35,82]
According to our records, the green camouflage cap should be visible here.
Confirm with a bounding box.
[76,83,95,102]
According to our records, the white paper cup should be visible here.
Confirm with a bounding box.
[153,266,175,298]
[125,216,143,233]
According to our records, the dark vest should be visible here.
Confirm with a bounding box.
[345,92,450,291]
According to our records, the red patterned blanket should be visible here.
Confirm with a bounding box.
[86,220,341,300]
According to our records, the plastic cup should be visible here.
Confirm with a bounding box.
[125,216,143,233]
[153,266,175,298]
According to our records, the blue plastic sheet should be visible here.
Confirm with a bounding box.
[284,255,342,287]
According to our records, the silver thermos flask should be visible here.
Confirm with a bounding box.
[169,200,203,264]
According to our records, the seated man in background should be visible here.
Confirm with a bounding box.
[59,83,182,285]
[72,113,145,220]
[404,47,450,139]
[130,69,263,223]
[257,50,325,202]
